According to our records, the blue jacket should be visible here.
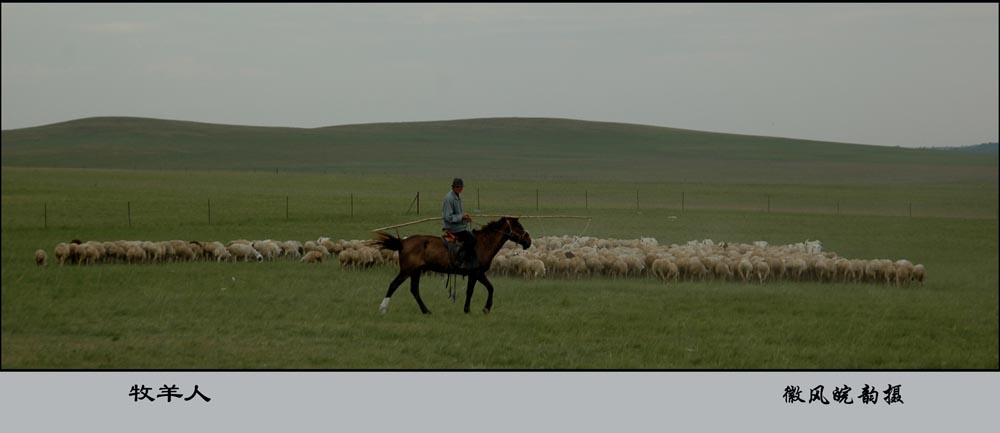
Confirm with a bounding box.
[442,189,467,232]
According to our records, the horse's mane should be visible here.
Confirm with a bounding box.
[473,217,509,235]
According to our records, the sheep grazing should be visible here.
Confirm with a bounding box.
[525,258,546,279]
[893,259,914,287]
[319,239,338,255]
[252,240,282,261]
[126,245,147,264]
[652,258,679,283]
[280,241,304,259]
[188,241,205,259]
[737,258,754,283]
[80,243,102,265]
[54,243,69,265]
[713,261,734,281]
[34,235,919,289]
[35,249,47,266]
[765,257,785,281]
[753,258,771,284]
[685,257,708,282]
[214,248,234,263]
[301,250,324,264]
[142,242,164,264]
[912,264,926,285]
[228,244,263,262]
[202,241,226,259]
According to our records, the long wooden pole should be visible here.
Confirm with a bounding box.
[370,217,440,233]
[474,214,592,219]
[370,215,592,233]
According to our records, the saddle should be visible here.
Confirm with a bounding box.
[441,229,467,269]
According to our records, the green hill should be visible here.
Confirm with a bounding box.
[2,116,996,184]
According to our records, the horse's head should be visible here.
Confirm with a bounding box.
[502,217,532,250]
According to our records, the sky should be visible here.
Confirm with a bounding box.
[2,3,997,148]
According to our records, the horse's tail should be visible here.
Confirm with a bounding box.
[373,232,403,252]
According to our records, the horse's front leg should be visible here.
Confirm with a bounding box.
[463,273,477,314]
[410,272,431,314]
[478,273,496,314]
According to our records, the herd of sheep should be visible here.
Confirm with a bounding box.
[489,236,926,287]
[35,235,925,287]
[35,238,388,266]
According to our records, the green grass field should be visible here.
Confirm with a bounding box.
[2,166,996,369]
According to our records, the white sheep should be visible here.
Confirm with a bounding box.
[187,242,205,260]
[652,258,679,283]
[214,248,234,263]
[686,257,708,281]
[737,258,754,282]
[753,258,771,284]
[80,243,102,265]
[280,241,303,259]
[126,245,146,264]
[228,244,263,262]
[35,249,47,266]
[786,257,807,281]
[893,260,914,287]
[202,242,226,259]
[142,242,164,264]
[713,261,734,281]
[54,243,70,266]
[912,264,926,285]
[526,258,546,279]
[252,240,282,261]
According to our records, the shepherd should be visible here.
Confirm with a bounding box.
[373,214,532,315]
[442,178,477,270]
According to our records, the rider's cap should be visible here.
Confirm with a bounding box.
[452,178,464,187]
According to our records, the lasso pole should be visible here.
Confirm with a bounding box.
[370,215,592,233]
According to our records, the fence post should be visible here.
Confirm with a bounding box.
[417,192,420,215]
[127,201,132,228]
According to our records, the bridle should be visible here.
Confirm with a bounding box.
[502,219,530,245]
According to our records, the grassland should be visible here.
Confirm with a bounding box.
[2,166,996,369]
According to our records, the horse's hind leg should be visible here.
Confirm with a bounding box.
[380,271,409,315]
[463,275,477,314]
[409,272,431,314]
[478,273,496,314]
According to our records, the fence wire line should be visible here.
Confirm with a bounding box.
[17,190,996,230]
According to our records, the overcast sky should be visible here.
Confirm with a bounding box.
[2,3,997,147]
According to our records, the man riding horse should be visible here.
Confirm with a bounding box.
[443,178,478,270]
[374,181,532,314]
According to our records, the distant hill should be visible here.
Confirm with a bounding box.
[923,142,999,155]
[2,116,996,184]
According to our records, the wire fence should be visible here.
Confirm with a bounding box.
[9,186,997,231]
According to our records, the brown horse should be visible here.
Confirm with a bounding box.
[374,217,531,315]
